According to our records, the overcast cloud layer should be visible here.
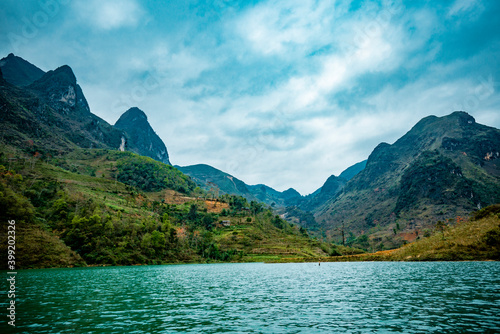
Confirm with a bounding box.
[1,0,499,194]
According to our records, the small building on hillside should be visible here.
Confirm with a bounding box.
[215,220,232,228]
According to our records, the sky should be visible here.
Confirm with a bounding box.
[1,0,500,195]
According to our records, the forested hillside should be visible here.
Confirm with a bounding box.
[0,144,336,269]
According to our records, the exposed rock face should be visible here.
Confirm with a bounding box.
[0,54,174,159]
[315,111,500,237]
[28,65,90,114]
[0,55,123,150]
[114,107,171,165]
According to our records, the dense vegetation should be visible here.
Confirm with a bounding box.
[312,205,500,262]
[115,153,195,193]
[0,145,334,269]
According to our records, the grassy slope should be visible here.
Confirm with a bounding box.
[3,143,497,268]
[0,145,333,268]
[315,213,500,262]
[213,215,329,263]
[387,215,500,261]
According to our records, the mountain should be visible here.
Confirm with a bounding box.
[0,61,123,152]
[114,107,171,165]
[28,64,91,114]
[176,164,255,198]
[177,164,303,206]
[247,184,302,207]
[314,111,500,248]
[0,55,172,165]
[178,158,367,210]
[295,160,367,212]
[298,175,347,212]
[0,54,339,269]
[339,160,367,181]
[0,53,45,86]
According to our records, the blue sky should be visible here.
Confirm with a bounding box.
[1,0,500,194]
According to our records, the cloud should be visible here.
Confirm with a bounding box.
[73,0,145,30]
[236,0,341,56]
[2,0,498,194]
[447,0,484,18]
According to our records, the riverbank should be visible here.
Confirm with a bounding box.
[267,214,500,263]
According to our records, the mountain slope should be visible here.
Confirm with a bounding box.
[0,63,124,152]
[315,112,500,246]
[177,164,255,198]
[0,143,331,269]
[299,175,347,212]
[0,53,45,86]
[114,107,171,165]
[177,164,303,206]
[339,160,367,181]
[279,160,366,217]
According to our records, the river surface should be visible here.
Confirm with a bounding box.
[2,262,499,333]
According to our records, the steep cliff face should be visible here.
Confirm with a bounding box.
[315,112,500,240]
[28,65,91,115]
[26,64,123,149]
[114,107,171,165]
[0,54,174,163]
[0,55,123,151]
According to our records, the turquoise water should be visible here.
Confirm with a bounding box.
[2,262,499,333]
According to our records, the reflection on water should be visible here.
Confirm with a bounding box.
[2,262,499,333]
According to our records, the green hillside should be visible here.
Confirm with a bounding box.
[330,205,500,262]
[387,208,500,261]
[314,112,500,251]
[0,144,332,269]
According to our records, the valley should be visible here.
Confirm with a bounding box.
[0,53,499,269]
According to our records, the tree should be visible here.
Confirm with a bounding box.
[435,220,446,239]
[188,204,198,221]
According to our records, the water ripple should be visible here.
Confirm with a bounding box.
[1,262,499,333]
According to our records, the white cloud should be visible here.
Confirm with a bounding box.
[236,0,341,56]
[73,0,145,30]
[19,0,495,195]
[447,0,483,18]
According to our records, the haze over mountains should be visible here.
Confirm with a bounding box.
[1,54,499,250]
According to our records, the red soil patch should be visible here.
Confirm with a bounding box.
[204,200,229,213]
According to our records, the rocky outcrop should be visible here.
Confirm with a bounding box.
[114,107,171,165]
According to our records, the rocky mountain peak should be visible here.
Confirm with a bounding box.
[0,53,45,86]
[116,107,148,123]
[28,64,89,113]
[114,107,171,165]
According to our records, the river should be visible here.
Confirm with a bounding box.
[2,262,499,333]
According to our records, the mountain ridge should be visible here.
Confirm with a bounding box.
[1,54,499,254]
[313,111,500,249]
[176,164,304,206]
[0,54,173,166]
[0,53,45,86]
